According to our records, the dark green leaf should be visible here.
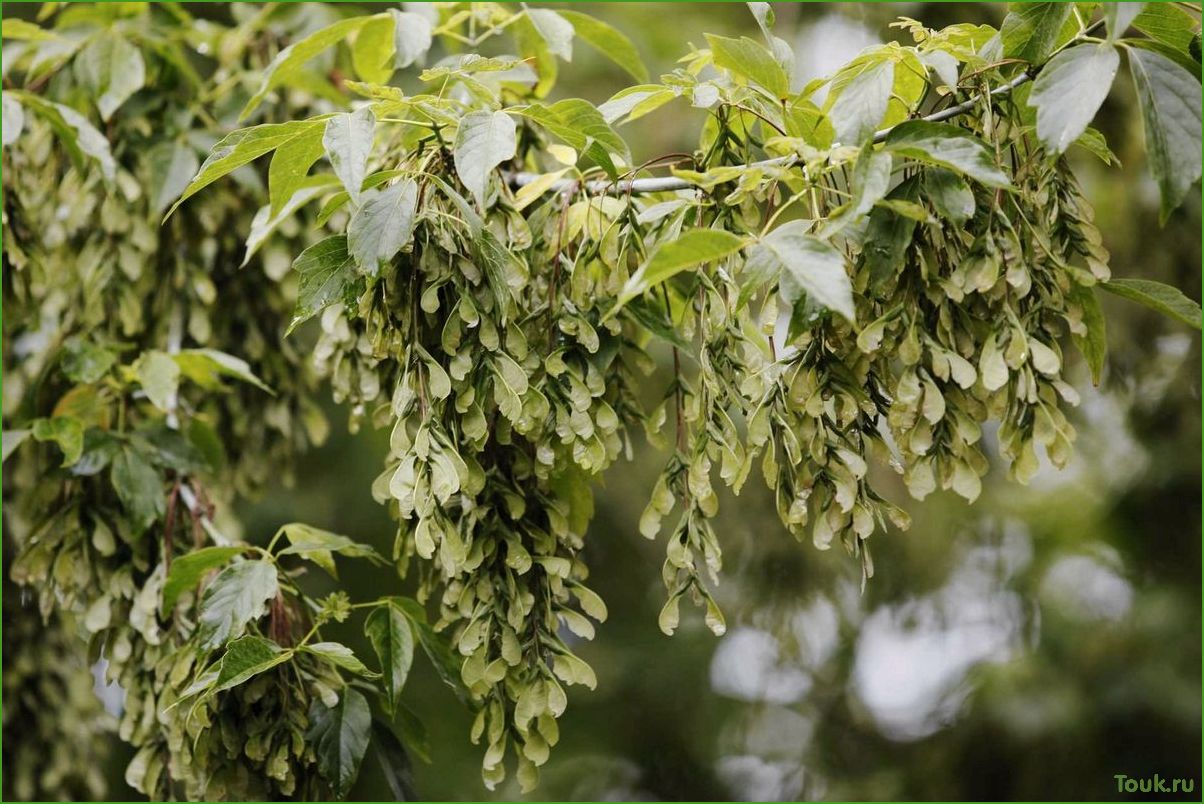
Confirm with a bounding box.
[1001,3,1073,63]
[923,167,976,224]
[111,445,164,528]
[290,235,357,334]
[1101,277,1202,328]
[214,635,292,692]
[365,602,415,715]
[167,121,319,218]
[614,229,746,312]
[388,597,469,702]
[307,687,372,798]
[885,121,1011,187]
[1069,284,1108,385]
[373,720,419,799]
[268,122,326,218]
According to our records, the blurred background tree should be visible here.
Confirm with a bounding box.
[6,2,1200,801]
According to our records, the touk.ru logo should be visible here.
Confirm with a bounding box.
[1114,773,1196,795]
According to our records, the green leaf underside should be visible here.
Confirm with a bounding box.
[615,229,746,310]
[1102,278,1202,328]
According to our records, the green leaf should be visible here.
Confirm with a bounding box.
[111,446,164,529]
[1128,47,1202,222]
[454,110,517,209]
[242,15,381,119]
[352,13,396,84]
[290,235,357,334]
[1001,3,1074,63]
[1069,284,1108,385]
[324,106,375,205]
[527,9,574,61]
[268,122,326,218]
[302,642,377,676]
[885,121,1011,187]
[365,602,415,716]
[348,179,419,275]
[388,596,468,702]
[923,167,976,224]
[748,221,855,322]
[12,93,115,180]
[828,58,893,145]
[145,142,199,216]
[705,34,790,99]
[173,349,273,394]
[2,430,30,462]
[195,560,279,652]
[557,10,648,82]
[74,31,145,121]
[307,687,372,798]
[133,350,180,412]
[2,93,23,146]
[214,635,292,692]
[245,178,335,265]
[1101,278,1202,328]
[167,121,319,218]
[1104,3,1144,40]
[2,18,59,40]
[61,337,116,383]
[514,99,627,178]
[276,522,385,578]
[1029,43,1120,154]
[614,229,746,312]
[161,546,246,617]
[372,720,419,798]
[32,416,84,467]
[391,9,433,69]
[1132,3,1196,51]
